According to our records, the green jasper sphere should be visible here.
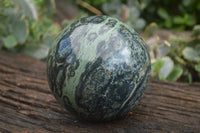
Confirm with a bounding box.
[47,16,151,122]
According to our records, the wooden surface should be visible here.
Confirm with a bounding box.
[0,50,200,133]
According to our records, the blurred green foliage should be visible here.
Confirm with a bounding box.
[142,0,200,30]
[101,0,145,32]
[80,0,199,31]
[66,0,146,32]
[151,25,200,83]
[0,0,60,59]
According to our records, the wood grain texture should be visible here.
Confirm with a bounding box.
[0,50,200,133]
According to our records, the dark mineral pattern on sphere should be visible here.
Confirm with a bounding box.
[47,15,151,122]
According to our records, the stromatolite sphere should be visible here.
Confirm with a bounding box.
[47,16,151,122]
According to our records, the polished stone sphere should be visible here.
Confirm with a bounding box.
[47,16,151,122]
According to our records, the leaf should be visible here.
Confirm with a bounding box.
[158,8,169,20]
[186,18,195,26]
[187,39,200,47]
[182,47,200,61]
[143,22,158,39]
[164,19,172,28]
[129,7,140,20]
[191,25,200,37]
[195,64,200,72]
[102,0,121,15]
[175,56,186,65]
[195,44,200,54]
[183,0,191,6]
[152,58,165,71]
[151,58,165,78]
[12,0,38,20]
[20,44,49,59]
[43,0,56,16]
[198,2,200,10]
[157,44,169,57]
[133,18,146,32]
[12,20,29,44]
[42,33,53,46]
[3,35,18,48]
[173,16,185,24]
[159,57,174,79]
[167,67,183,81]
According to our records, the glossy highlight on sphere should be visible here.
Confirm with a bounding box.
[47,16,151,122]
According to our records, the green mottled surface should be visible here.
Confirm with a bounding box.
[47,16,151,122]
